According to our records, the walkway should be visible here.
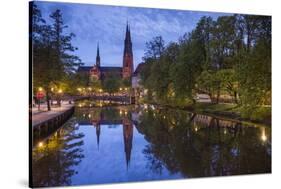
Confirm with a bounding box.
[31,103,74,127]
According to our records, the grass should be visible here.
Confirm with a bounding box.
[190,102,271,125]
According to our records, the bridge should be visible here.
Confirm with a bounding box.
[63,95,136,104]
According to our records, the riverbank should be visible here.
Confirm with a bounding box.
[143,101,271,126]
[31,104,75,148]
[187,103,271,126]
[31,104,75,127]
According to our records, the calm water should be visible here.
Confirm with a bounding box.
[32,100,271,187]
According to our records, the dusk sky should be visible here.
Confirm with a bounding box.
[36,1,231,69]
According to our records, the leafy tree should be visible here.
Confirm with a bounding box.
[102,73,121,95]
[144,36,165,60]
[122,78,131,88]
[31,5,82,110]
[89,77,102,93]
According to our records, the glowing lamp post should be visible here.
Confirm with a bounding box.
[58,89,63,107]
[36,87,45,111]
[99,89,103,96]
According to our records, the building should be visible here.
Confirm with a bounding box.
[77,23,134,81]
[132,63,146,102]
[132,63,145,88]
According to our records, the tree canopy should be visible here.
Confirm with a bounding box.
[140,14,271,117]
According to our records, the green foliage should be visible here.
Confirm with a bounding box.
[139,14,271,119]
[31,4,82,109]
[102,73,121,94]
[89,77,102,92]
[122,78,131,88]
[234,16,271,113]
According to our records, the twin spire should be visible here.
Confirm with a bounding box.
[95,22,132,68]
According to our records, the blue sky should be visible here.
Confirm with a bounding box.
[35,1,231,69]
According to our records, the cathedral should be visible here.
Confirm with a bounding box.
[77,23,134,81]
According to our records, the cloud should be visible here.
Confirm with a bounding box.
[35,1,231,68]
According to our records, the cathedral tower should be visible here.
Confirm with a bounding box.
[122,22,134,78]
[90,43,101,80]
[96,42,100,67]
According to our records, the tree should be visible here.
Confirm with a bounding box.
[32,6,82,110]
[234,15,271,116]
[144,36,165,60]
[141,36,166,102]
[102,73,121,95]
[89,77,102,93]
[139,14,271,119]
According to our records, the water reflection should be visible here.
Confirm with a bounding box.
[32,119,85,187]
[32,101,271,187]
[136,107,271,177]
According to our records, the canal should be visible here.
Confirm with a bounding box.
[32,100,271,187]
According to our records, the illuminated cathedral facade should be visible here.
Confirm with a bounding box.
[77,23,134,81]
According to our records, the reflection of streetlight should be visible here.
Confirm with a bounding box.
[58,89,63,94]
[119,110,123,115]
[38,87,43,92]
[38,142,43,148]
[119,88,123,91]
[144,104,148,109]
[261,128,267,142]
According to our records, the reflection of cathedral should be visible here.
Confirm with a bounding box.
[123,119,133,168]
[92,116,134,169]
[95,124,100,149]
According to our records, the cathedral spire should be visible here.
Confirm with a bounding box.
[96,42,100,67]
[125,21,131,43]
[123,22,134,78]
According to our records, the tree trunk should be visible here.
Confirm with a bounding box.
[46,90,51,111]
[234,91,238,104]
[216,87,220,104]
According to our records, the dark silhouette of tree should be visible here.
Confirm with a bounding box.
[32,119,85,187]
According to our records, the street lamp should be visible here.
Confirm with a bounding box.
[38,87,43,92]
[88,87,92,96]
[58,89,63,107]
[37,87,44,111]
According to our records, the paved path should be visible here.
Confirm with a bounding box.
[32,104,74,127]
